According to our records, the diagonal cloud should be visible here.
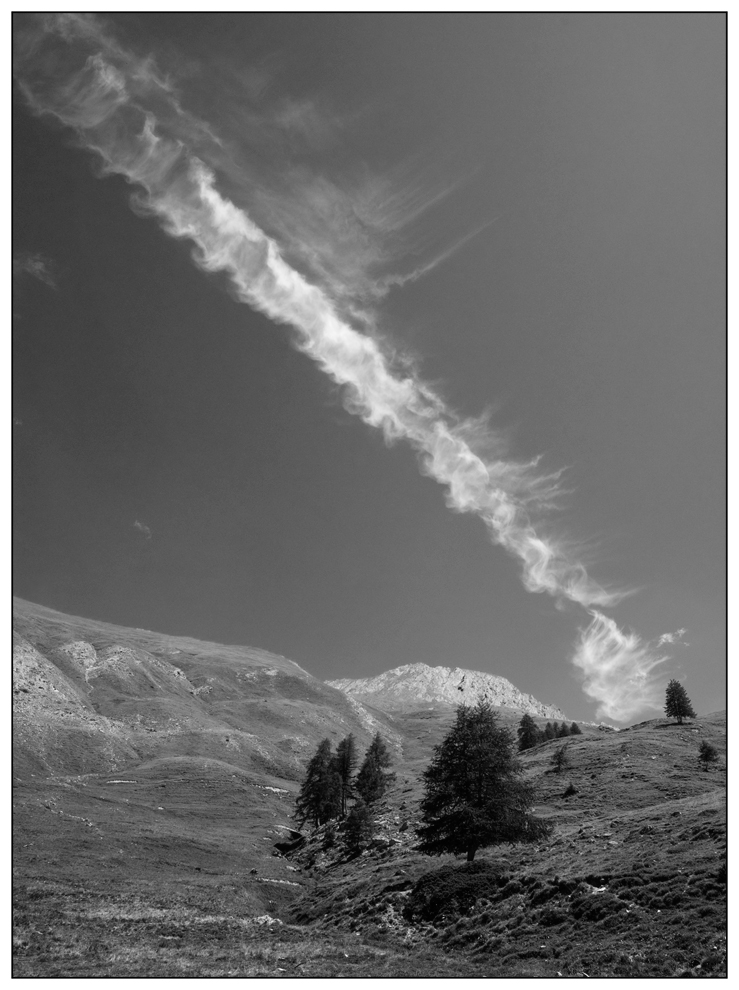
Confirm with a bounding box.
[15,13,668,721]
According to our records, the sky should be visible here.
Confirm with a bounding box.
[12,12,725,724]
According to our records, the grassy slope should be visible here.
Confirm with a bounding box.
[13,599,726,977]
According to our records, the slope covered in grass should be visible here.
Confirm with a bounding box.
[13,598,725,977]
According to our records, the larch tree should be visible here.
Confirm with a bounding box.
[664,679,697,724]
[698,740,719,770]
[517,713,541,751]
[355,732,395,804]
[294,738,342,828]
[551,743,570,774]
[333,734,358,817]
[343,797,375,855]
[417,700,552,862]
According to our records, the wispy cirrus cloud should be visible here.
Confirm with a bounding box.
[15,13,661,721]
[572,611,668,722]
[657,628,687,647]
[13,251,58,288]
[133,520,152,540]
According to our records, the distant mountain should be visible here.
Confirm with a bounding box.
[327,662,568,719]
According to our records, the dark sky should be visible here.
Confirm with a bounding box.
[13,13,725,722]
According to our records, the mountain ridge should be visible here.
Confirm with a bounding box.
[327,662,568,719]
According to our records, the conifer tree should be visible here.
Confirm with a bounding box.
[570,722,583,735]
[544,722,555,740]
[698,740,719,770]
[664,679,697,724]
[558,722,571,737]
[517,713,541,751]
[355,733,395,804]
[333,734,358,817]
[344,797,374,855]
[294,739,342,828]
[418,700,552,862]
[551,743,570,774]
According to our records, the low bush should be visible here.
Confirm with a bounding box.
[498,879,523,898]
[538,907,567,926]
[569,892,628,923]
[530,884,558,908]
[403,861,506,922]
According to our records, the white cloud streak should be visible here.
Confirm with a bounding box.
[377,217,501,294]
[15,13,664,721]
[133,520,152,540]
[657,628,687,647]
[13,251,58,288]
[572,611,668,722]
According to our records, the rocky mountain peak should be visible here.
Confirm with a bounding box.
[326,662,567,719]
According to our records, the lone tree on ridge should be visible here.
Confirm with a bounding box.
[664,679,697,725]
[417,699,552,862]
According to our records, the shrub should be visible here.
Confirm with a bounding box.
[498,879,523,898]
[539,907,567,926]
[404,861,505,922]
[570,892,627,922]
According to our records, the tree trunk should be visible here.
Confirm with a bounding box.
[466,847,477,862]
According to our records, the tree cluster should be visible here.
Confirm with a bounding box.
[517,713,582,751]
[294,732,395,829]
[295,700,555,867]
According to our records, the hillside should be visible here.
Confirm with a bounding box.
[328,662,568,718]
[12,599,726,978]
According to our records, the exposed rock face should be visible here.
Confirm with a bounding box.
[327,663,567,719]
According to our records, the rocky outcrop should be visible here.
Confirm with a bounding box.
[327,663,567,720]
